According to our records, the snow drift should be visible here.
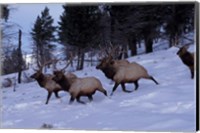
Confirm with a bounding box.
[1,46,196,132]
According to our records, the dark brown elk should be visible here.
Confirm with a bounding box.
[53,70,107,104]
[30,61,63,104]
[176,45,195,79]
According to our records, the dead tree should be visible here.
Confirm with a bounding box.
[17,29,23,83]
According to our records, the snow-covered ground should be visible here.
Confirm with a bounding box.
[1,46,196,132]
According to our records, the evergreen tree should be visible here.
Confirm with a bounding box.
[110,5,153,56]
[136,5,163,53]
[110,5,129,52]
[109,4,194,54]
[58,5,101,70]
[2,48,26,75]
[0,5,9,22]
[98,5,111,47]
[162,4,194,47]
[31,7,56,67]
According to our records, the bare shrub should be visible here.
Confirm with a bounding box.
[2,78,12,88]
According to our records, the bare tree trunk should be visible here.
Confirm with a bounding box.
[80,50,85,70]
[17,29,22,84]
[128,37,137,56]
[145,37,153,53]
[76,48,81,70]
[90,52,93,66]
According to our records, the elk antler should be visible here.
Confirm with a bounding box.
[31,64,39,72]
[106,42,121,59]
[52,58,62,71]
[38,59,54,72]
[61,52,74,72]
[175,42,194,49]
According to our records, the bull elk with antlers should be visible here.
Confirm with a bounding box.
[53,64,107,104]
[30,60,65,104]
[176,44,195,79]
[96,43,158,96]
[52,54,107,104]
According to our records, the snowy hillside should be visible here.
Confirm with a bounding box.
[1,46,196,132]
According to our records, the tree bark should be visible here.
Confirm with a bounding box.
[128,37,137,56]
[17,29,22,84]
[76,48,81,70]
[145,37,153,53]
[80,50,85,70]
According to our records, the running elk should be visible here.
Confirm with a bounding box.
[96,44,132,94]
[96,56,132,94]
[176,45,195,79]
[53,69,107,104]
[96,46,158,96]
[107,60,159,96]
[30,61,63,104]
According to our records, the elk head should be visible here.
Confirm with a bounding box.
[96,55,113,70]
[52,58,72,81]
[96,42,120,70]
[30,60,53,80]
[176,45,189,57]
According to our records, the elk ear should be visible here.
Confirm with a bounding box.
[108,55,113,60]
[39,68,43,73]
[62,69,65,73]
[183,45,190,49]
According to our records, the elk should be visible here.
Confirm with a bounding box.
[52,56,107,104]
[107,60,159,95]
[52,62,77,93]
[53,70,107,104]
[96,44,132,93]
[96,56,132,93]
[176,44,195,79]
[52,54,77,92]
[68,77,107,104]
[97,60,158,96]
[96,44,158,96]
[30,60,63,104]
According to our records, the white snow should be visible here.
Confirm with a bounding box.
[0,46,196,132]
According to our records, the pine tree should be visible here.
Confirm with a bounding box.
[136,5,163,53]
[58,5,101,70]
[31,7,56,67]
[162,4,194,47]
[0,5,9,22]
[2,47,26,75]
[109,5,146,56]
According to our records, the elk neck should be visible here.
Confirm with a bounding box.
[181,52,194,66]
[35,73,46,88]
[57,75,71,91]
[101,67,116,80]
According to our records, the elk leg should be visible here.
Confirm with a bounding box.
[69,96,75,104]
[76,96,86,104]
[88,95,93,102]
[121,83,132,93]
[110,83,119,96]
[134,80,139,90]
[54,90,60,98]
[98,88,107,96]
[191,70,194,79]
[149,76,159,85]
[46,92,52,104]
[103,90,107,96]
